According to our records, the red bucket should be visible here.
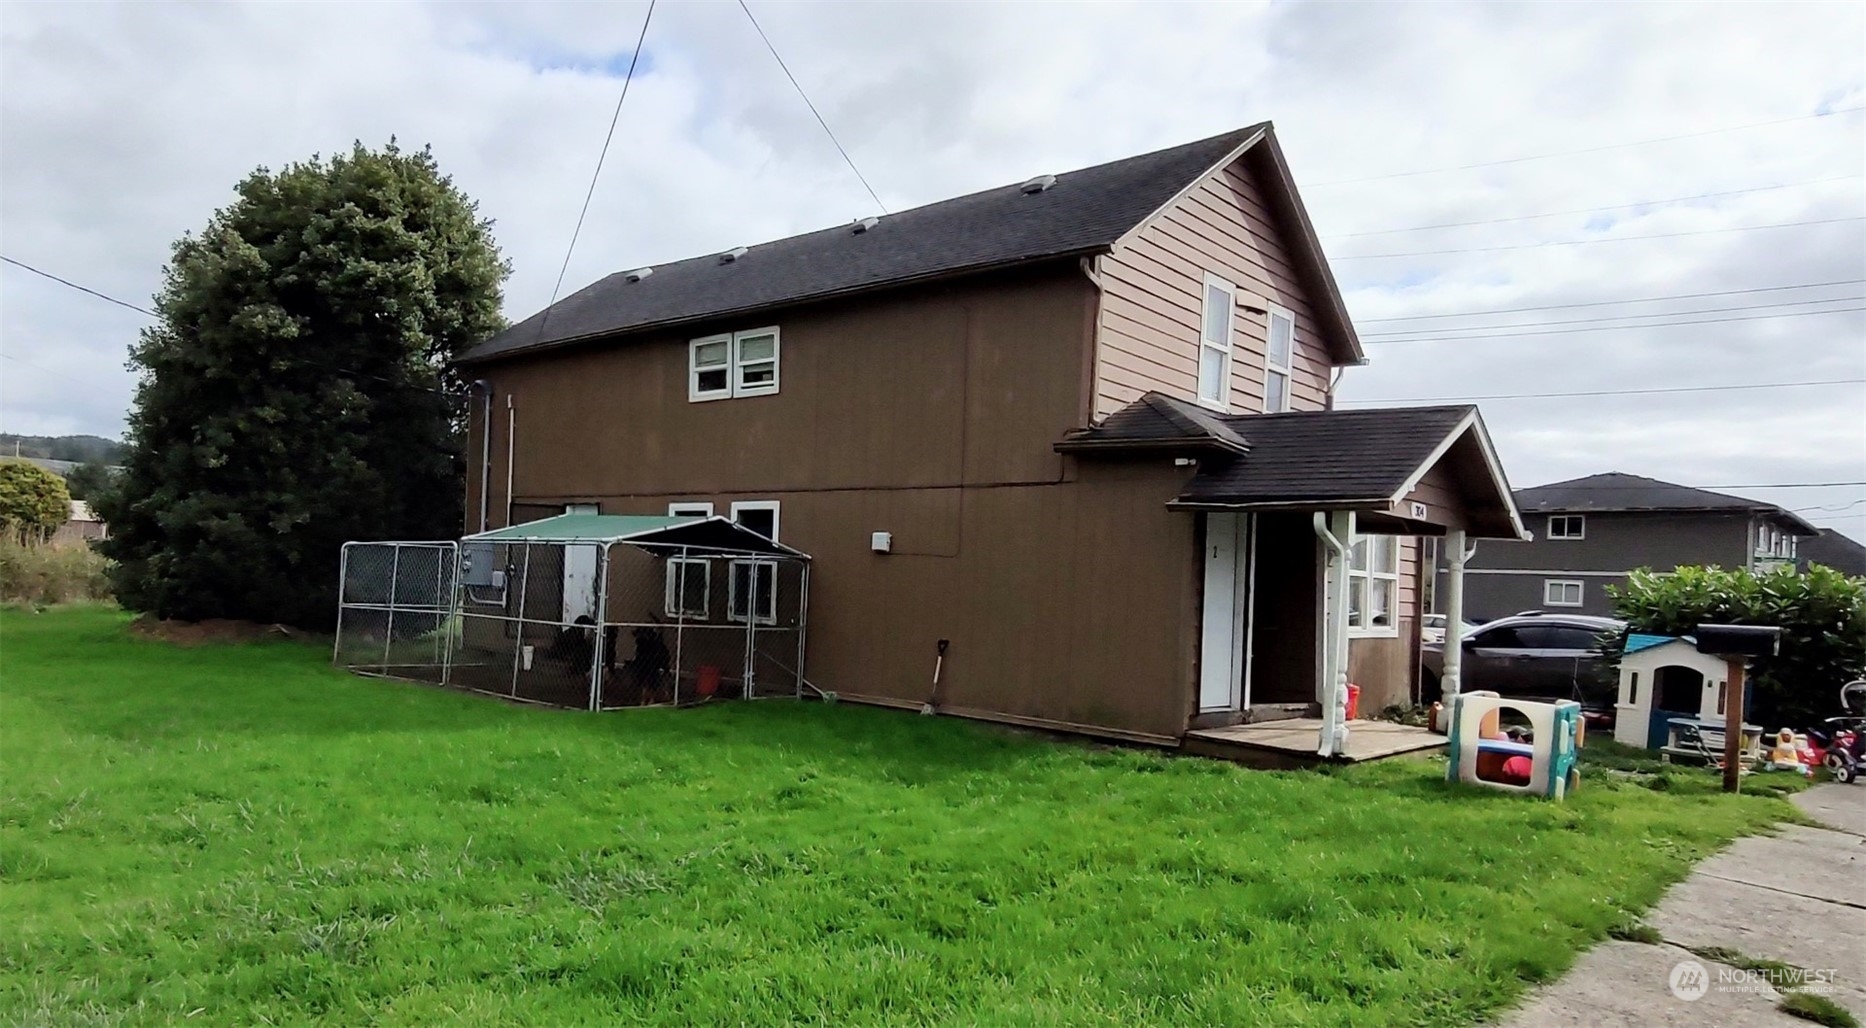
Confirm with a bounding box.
[1345,683,1361,721]
[696,664,722,698]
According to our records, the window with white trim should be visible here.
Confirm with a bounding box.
[1346,533,1399,636]
[664,502,714,617]
[1265,305,1294,413]
[689,327,779,402]
[1544,579,1584,607]
[729,500,779,543]
[664,558,710,618]
[1197,274,1235,410]
[728,559,778,625]
[1547,515,1585,540]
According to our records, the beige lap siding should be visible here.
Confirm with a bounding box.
[1094,156,1333,418]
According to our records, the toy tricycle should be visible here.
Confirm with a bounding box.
[1806,678,1866,784]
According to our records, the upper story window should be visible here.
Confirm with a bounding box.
[1547,515,1585,540]
[1346,533,1399,637]
[690,327,780,402]
[1197,274,1235,411]
[1265,306,1294,413]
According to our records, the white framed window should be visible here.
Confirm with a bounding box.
[729,500,780,543]
[689,335,732,401]
[733,328,779,396]
[728,559,777,625]
[664,557,710,618]
[689,327,780,402]
[1265,305,1294,413]
[667,502,714,518]
[1346,533,1399,636]
[1197,274,1235,411]
[1544,579,1584,607]
[1547,515,1585,540]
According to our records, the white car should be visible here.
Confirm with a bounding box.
[1420,614,1480,645]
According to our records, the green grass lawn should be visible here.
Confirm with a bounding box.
[1,607,1800,1026]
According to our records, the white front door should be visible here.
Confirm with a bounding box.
[1199,513,1249,711]
[562,504,599,624]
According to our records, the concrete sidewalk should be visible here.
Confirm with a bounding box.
[1500,783,1865,1027]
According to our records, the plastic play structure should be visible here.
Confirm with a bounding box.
[1613,634,1733,749]
[1445,691,1582,800]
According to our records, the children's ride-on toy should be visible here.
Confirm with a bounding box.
[1808,678,1866,784]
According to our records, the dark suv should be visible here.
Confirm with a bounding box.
[1420,612,1625,723]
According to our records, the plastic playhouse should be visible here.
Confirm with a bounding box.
[1445,691,1582,799]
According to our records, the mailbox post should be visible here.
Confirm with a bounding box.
[1693,624,1782,793]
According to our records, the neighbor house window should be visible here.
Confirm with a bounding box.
[689,327,780,402]
[1265,305,1294,413]
[1544,579,1584,607]
[1347,533,1399,636]
[1547,515,1585,540]
[1197,274,1235,410]
[727,500,780,625]
[667,502,714,518]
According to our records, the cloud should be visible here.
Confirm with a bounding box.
[2,0,1862,536]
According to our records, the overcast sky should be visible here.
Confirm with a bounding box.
[3,1,1863,539]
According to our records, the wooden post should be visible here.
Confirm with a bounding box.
[1723,657,1746,793]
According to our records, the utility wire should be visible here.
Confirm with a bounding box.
[2,255,154,316]
[535,0,656,346]
[738,0,886,214]
[1361,305,1866,343]
[1358,279,1866,323]
[1328,176,1863,238]
[1335,215,1866,260]
[1335,378,1866,404]
[1794,498,1866,513]
[2,254,441,393]
[1311,104,1866,186]
[1361,296,1865,339]
[0,352,90,386]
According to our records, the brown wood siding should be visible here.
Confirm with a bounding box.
[465,267,1207,741]
[1093,155,1336,418]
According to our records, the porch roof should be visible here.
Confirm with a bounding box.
[1061,393,1527,538]
[464,513,808,557]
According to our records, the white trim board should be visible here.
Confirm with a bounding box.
[1459,568,1628,578]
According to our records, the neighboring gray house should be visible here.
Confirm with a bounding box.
[1446,472,1819,620]
[1801,528,1866,577]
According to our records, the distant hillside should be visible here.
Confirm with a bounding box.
[0,433,124,464]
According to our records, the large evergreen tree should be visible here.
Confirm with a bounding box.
[98,141,508,627]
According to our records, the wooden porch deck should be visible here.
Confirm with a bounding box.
[1182,718,1446,769]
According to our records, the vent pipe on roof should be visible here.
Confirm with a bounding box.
[1020,174,1057,194]
[718,247,749,264]
[851,216,880,234]
[624,267,653,282]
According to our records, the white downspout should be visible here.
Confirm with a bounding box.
[1313,510,1353,757]
[1440,529,1474,721]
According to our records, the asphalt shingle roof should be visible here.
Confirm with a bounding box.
[461,125,1269,364]
[1515,472,1817,533]
[1173,404,1476,505]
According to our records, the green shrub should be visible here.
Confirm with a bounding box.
[1608,564,1866,729]
[0,459,69,543]
[0,537,113,604]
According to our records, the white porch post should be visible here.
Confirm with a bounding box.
[1441,528,1471,709]
[1314,510,1354,758]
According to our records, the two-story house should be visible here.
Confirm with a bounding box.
[454,123,1526,758]
[1452,472,1820,620]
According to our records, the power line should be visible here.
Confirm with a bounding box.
[1794,498,1866,513]
[535,0,655,346]
[2,255,155,316]
[738,0,886,214]
[1328,176,1862,238]
[1361,296,1864,340]
[1335,215,1866,260]
[1362,304,1866,343]
[1562,481,1866,490]
[0,352,90,386]
[1336,378,1866,404]
[1358,279,1866,323]
[1310,105,1866,187]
